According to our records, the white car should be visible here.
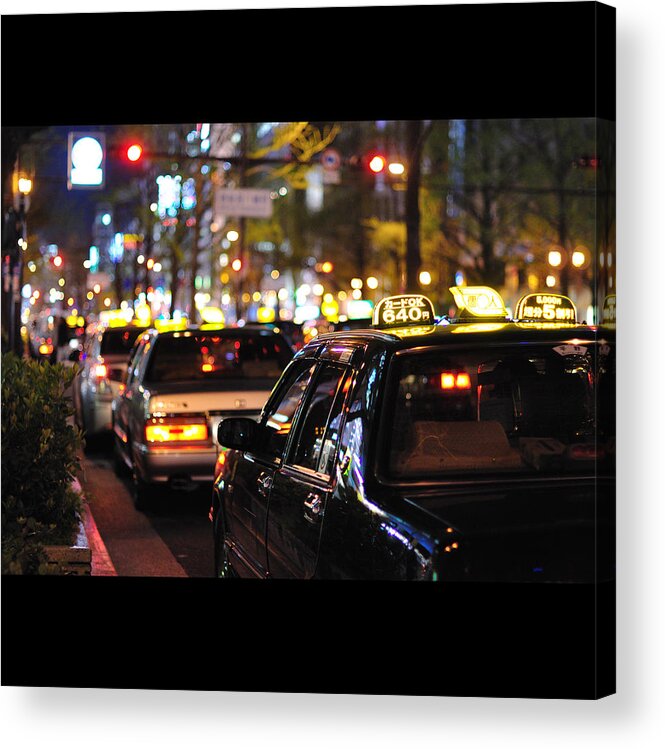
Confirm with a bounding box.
[111,325,294,509]
[73,323,148,440]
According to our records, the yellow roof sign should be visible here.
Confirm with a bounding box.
[515,293,577,323]
[373,294,436,328]
[449,286,508,319]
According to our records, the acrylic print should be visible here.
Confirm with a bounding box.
[1,2,616,699]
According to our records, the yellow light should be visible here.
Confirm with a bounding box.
[58,278,66,287]
[87,291,94,300]
[18,177,32,195]
[312,284,324,296]
[104,298,112,307]
[350,278,363,290]
[201,363,214,373]
[321,261,334,273]
[252,291,262,302]
[388,162,405,176]
[449,286,507,318]
[572,251,586,267]
[39,344,54,355]
[270,269,280,279]
[67,297,75,306]
[548,250,563,267]
[366,276,379,289]
[546,275,557,287]
[146,258,154,269]
[419,271,432,286]
[93,284,101,294]
[227,230,239,242]
[200,306,225,324]
[257,306,276,323]
[231,258,242,272]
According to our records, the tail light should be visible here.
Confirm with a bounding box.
[145,415,209,444]
[440,371,472,390]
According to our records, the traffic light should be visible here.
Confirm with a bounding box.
[67,132,106,190]
[51,254,63,269]
[367,153,386,174]
[125,143,143,163]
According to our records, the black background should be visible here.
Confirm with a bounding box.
[1,2,616,699]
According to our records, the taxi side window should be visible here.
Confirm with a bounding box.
[262,360,317,461]
[125,339,146,387]
[289,364,349,476]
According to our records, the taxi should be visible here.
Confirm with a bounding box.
[210,287,615,581]
[112,322,295,510]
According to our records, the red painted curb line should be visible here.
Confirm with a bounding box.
[75,476,117,577]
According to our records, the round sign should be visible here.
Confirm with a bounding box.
[322,148,341,171]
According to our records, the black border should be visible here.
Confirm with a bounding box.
[1,3,616,699]
[1,3,616,126]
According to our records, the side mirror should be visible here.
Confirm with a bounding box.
[217,417,260,452]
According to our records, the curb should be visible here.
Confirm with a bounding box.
[74,478,117,576]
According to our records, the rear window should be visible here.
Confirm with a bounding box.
[383,340,615,480]
[101,328,147,355]
[144,332,293,383]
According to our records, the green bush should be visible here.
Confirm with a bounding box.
[1,353,84,574]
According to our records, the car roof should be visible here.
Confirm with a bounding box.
[301,320,607,354]
[149,325,292,339]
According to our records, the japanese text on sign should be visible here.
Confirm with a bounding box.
[373,295,435,327]
[515,293,577,322]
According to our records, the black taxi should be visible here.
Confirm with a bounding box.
[210,286,615,581]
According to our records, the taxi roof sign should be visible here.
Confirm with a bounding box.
[515,293,577,323]
[449,286,508,320]
[373,294,436,329]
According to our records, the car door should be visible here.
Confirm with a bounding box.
[224,357,317,577]
[266,362,353,579]
[113,333,149,455]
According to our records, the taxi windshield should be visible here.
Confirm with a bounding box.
[383,340,615,480]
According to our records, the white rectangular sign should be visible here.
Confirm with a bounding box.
[215,188,273,219]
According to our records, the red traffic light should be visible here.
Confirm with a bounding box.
[368,154,386,174]
[126,144,143,162]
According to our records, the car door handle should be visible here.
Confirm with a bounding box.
[257,472,273,497]
[304,492,323,524]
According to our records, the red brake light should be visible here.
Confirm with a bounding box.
[145,416,209,444]
[440,372,472,390]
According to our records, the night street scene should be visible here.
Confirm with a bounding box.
[1,4,616,700]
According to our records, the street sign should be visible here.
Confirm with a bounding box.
[214,188,273,219]
[321,148,341,171]
[67,132,106,190]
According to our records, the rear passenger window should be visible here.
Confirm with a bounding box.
[290,365,350,475]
